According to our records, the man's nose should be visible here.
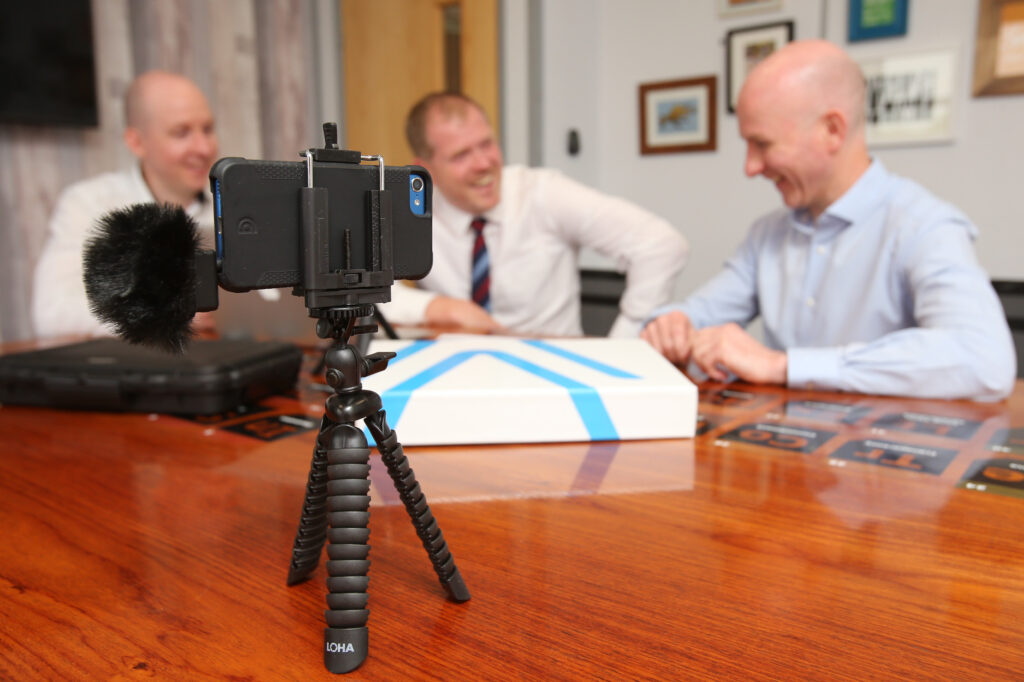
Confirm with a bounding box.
[191,130,218,158]
[469,147,493,169]
[744,145,763,177]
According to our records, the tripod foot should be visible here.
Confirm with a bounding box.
[442,566,471,603]
[366,411,471,604]
[324,627,368,673]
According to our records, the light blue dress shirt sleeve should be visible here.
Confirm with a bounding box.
[648,209,780,329]
[787,217,1016,400]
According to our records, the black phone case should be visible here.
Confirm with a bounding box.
[211,158,432,291]
[0,339,303,415]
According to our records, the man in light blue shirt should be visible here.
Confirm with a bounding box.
[642,40,1015,401]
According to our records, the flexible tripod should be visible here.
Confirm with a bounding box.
[286,304,470,673]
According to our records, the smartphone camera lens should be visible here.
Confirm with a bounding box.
[409,174,426,216]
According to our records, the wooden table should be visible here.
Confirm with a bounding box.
[2,347,1023,680]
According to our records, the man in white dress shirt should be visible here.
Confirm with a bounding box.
[32,70,219,338]
[379,92,689,338]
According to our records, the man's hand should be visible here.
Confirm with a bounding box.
[690,322,787,384]
[192,311,217,337]
[425,296,506,333]
[641,311,695,366]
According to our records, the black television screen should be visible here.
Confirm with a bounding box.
[0,1,99,128]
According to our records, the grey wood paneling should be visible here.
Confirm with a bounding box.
[0,0,318,342]
[254,0,319,162]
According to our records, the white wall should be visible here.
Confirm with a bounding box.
[537,0,602,188]
[526,0,1024,301]
[501,0,531,166]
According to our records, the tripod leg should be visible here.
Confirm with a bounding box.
[287,417,331,586]
[321,422,373,674]
[365,411,471,603]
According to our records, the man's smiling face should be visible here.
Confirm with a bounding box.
[417,103,504,215]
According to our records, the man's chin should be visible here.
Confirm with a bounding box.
[184,168,213,187]
[778,187,802,209]
[185,178,210,194]
[468,190,500,214]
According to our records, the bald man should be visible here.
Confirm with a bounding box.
[32,71,219,338]
[642,40,1015,400]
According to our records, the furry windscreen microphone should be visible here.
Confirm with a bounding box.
[83,203,201,354]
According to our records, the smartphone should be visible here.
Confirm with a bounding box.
[210,157,432,293]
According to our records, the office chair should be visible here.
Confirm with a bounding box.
[580,268,626,337]
[993,280,1024,379]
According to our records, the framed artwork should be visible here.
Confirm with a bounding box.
[859,49,956,147]
[725,21,794,113]
[638,76,717,155]
[972,0,1024,96]
[848,0,909,42]
[718,0,782,17]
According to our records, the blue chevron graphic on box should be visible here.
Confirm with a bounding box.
[366,339,641,442]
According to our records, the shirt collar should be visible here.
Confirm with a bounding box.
[131,162,208,218]
[432,184,504,233]
[824,158,888,225]
[129,163,156,203]
[792,158,888,231]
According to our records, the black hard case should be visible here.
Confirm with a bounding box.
[0,338,303,415]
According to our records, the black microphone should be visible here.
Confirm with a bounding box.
[83,203,209,354]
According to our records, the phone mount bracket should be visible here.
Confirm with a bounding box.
[297,124,393,310]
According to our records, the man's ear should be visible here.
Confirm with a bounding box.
[413,155,438,179]
[821,109,847,153]
[123,127,145,159]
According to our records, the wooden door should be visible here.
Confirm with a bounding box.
[340,0,499,166]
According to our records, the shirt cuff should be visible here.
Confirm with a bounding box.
[377,284,438,326]
[786,347,843,391]
[609,314,642,338]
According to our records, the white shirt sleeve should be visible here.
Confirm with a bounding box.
[377,282,439,327]
[32,184,113,338]
[535,170,689,337]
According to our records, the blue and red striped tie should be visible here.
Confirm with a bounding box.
[470,217,490,311]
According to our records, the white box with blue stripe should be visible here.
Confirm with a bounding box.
[361,336,697,445]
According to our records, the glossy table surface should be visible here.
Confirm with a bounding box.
[1,343,1023,680]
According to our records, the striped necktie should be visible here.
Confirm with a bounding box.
[470,216,490,311]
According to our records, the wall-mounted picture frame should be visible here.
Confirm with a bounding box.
[718,0,782,17]
[972,0,1024,96]
[859,49,956,147]
[638,76,717,155]
[848,0,909,42]
[725,21,794,113]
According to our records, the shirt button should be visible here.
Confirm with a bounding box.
[816,245,827,255]
[806,297,816,307]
